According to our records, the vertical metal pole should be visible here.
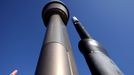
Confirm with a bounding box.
[72,17,124,75]
[35,1,78,75]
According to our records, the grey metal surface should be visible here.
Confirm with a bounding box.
[72,16,124,75]
[86,51,124,75]
[35,43,71,75]
[42,0,69,26]
[35,1,78,75]
[62,24,79,75]
[72,16,91,39]
[44,15,78,75]
[44,15,65,45]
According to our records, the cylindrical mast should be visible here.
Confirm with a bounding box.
[35,1,78,75]
[72,16,124,75]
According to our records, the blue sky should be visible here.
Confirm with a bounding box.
[0,0,134,75]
